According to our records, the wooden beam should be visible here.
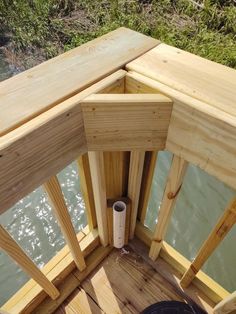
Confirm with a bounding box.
[0,28,158,136]
[2,228,99,314]
[180,197,236,288]
[128,151,146,239]
[0,70,126,215]
[138,151,158,224]
[125,71,236,191]
[44,176,86,271]
[135,222,229,304]
[213,291,236,314]
[77,154,97,230]
[0,225,59,301]
[88,152,108,246]
[149,155,188,260]
[81,94,173,151]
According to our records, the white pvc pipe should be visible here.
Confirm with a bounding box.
[113,201,126,248]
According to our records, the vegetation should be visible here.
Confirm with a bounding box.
[0,0,236,69]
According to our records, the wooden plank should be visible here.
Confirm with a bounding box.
[126,43,236,117]
[77,154,97,230]
[128,151,145,239]
[125,71,236,190]
[138,151,158,224]
[88,152,108,246]
[180,197,236,288]
[135,222,229,304]
[129,237,215,314]
[0,225,60,301]
[0,70,126,215]
[34,245,113,314]
[214,291,236,314]
[107,197,131,245]
[149,155,188,260]
[0,28,158,135]
[2,228,99,314]
[44,176,86,271]
[81,94,173,151]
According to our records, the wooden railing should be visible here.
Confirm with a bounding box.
[0,27,236,314]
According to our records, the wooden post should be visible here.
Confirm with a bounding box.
[128,151,145,239]
[138,151,158,224]
[213,290,236,314]
[88,151,109,246]
[0,225,59,300]
[149,155,188,260]
[180,197,236,288]
[77,154,97,230]
[44,176,86,271]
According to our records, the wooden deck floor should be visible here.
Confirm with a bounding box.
[54,246,184,314]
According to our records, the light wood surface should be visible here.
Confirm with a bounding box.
[128,151,145,239]
[88,152,108,246]
[135,222,229,304]
[180,197,236,288]
[0,70,126,215]
[77,154,97,230]
[149,155,188,260]
[125,71,236,190]
[214,291,236,314]
[81,93,173,151]
[0,225,59,301]
[2,228,99,314]
[0,28,158,135]
[44,176,86,271]
[138,151,158,224]
[127,43,236,116]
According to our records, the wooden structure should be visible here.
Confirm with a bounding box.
[0,27,236,314]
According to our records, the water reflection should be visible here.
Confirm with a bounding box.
[0,161,86,305]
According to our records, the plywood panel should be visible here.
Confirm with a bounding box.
[0,28,158,135]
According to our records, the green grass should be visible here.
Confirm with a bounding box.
[0,0,236,68]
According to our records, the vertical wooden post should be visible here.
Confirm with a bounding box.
[180,197,236,288]
[128,151,145,239]
[149,155,188,260]
[44,176,86,271]
[138,151,158,224]
[77,154,97,230]
[0,225,59,300]
[88,151,109,246]
[213,290,236,314]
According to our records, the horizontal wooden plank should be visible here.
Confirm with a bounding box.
[125,71,236,190]
[126,43,236,116]
[135,222,229,304]
[0,28,158,136]
[0,70,126,214]
[81,94,172,151]
[2,228,100,314]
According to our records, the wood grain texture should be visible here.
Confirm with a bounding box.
[0,225,59,301]
[0,28,158,135]
[2,228,99,314]
[126,43,236,116]
[138,151,158,224]
[149,155,188,260]
[135,222,229,304]
[88,152,108,246]
[82,94,173,151]
[77,154,97,230]
[125,71,236,190]
[0,70,125,215]
[44,176,86,271]
[214,291,236,314]
[128,151,145,239]
[180,198,236,288]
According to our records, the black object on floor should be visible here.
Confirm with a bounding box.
[141,301,207,314]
